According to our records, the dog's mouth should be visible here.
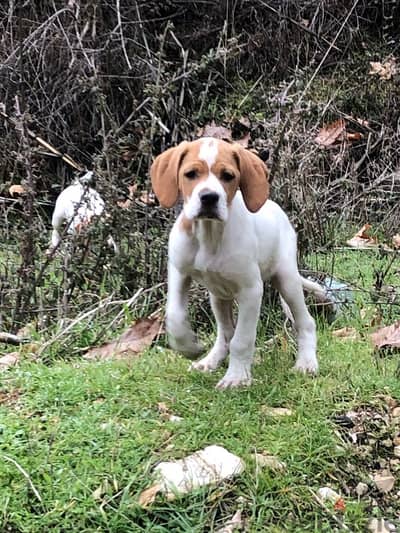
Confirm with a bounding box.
[196,210,222,221]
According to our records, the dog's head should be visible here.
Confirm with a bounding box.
[150,138,269,222]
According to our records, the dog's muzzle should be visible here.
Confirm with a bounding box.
[198,190,220,219]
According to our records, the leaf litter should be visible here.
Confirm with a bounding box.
[84,316,162,360]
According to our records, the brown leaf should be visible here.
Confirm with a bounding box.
[392,234,400,249]
[198,121,232,141]
[370,320,400,351]
[346,224,378,249]
[9,184,26,196]
[314,119,346,147]
[84,317,162,360]
[138,483,162,507]
[0,352,20,371]
[369,59,397,80]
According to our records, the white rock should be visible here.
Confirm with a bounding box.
[393,445,400,458]
[355,482,369,496]
[154,445,245,497]
[368,518,396,532]
[317,487,341,503]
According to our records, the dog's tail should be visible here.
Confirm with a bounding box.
[280,276,331,323]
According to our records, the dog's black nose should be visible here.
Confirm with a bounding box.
[199,190,219,206]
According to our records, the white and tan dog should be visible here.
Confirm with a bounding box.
[49,171,117,253]
[151,137,321,389]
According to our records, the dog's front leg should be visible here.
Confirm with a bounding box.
[216,281,263,389]
[166,263,204,358]
[191,296,235,372]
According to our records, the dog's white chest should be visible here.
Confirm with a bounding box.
[192,269,238,299]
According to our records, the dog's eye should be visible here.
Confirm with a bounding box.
[185,170,197,180]
[221,171,235,181]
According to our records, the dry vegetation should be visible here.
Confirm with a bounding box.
[0,0,399,331]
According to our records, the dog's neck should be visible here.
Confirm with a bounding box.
[193,219,224,255]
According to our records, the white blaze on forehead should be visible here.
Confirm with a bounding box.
[199,137,218,170]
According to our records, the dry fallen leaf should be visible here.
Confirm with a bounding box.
[197,121,232,141]
[9,184,26,196]
[0,352,20,371]
[392,234,400,249]
[315,119,363,148]
[369,59,397,80]
[373,470,395,493]
[370,320,400,351]
[346,224,378,249]
[84,316,162,360]
[138,483,162,508]
[332,326,360,340]
[315,119,346,147]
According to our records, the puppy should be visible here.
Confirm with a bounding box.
[151,138,322,389]
[48,171,117,253]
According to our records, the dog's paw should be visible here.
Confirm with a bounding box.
[293,357,318,374]
[169,335,204,360]
[216,371,252,390]
[190,355,220,373]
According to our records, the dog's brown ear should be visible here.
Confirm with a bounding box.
[236,146,269,212]
[150,142,189,208]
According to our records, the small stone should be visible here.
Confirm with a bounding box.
[317,487,341,503]
[368,518,396,532]
[373,471,395,493]
[255,453,286,471]
[261,406,293,417]
[394,446,400,458]
[392,407,400,418]
[393,435,400,446]
[355,482,369,496]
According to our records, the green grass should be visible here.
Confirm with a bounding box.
[0,249,399,532]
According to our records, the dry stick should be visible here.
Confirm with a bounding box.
[0,110,82,170]
[256,0,341,52]
[116,0,132,70]
[0,332,28,345]
[37,289,144,357]
[3,455,42,503]
[295,0,360,110]
[90,282,165,346]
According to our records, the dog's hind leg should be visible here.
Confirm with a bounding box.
[191,296,234,372]
[273,272,318,374]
